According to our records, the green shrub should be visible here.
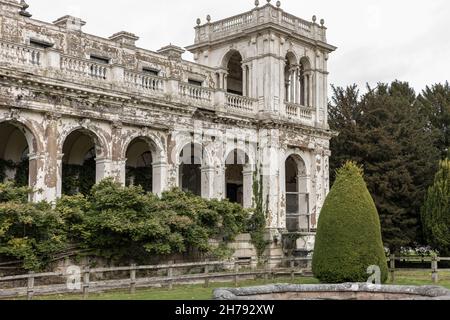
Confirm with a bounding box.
[421,159,450,255]
[312,162,388,283]
[0,182,67,271]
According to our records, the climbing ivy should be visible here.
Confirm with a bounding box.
[249,167,269,261]
[126,166,153,192]
[0,159,14,182]
[62,159,96,196]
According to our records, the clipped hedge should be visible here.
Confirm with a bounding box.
[312,162,388,283]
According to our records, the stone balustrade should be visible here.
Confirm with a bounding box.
[285,102,315,123]
[225,93,257,113]
[196,5,324,43]
[0,38,318,125]
[0,41,43,67]
[124,71,165,93]
[178,83,212,104]
[61,56,108,80]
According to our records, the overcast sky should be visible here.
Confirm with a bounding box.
[27,0,450,94]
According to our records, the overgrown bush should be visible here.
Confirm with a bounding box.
[421,159,450,255]
[0,179,251,270]
[312,162,388,283]
[0,182,67,270]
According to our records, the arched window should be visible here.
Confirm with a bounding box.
[62,130,99,195]
[0,122,30,187]
[225,149,253,208]
[285,155,310,232]
[299,57,312,107]
[125,138,154,192]
[284,52,298,103]
[179,143,203,196]
[226,51,244,96]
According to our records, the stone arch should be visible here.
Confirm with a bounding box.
[121,131,166,163]
[59,125,109,196]
[0,119,42,190]
[285,51,301,103]
[122,134,167,194]
[221,49,244,96]
[284,152,311,232]
[224,148,255,208]
[177,141,210,197]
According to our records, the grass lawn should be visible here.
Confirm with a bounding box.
[29,271,450,300]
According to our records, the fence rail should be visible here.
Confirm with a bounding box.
[388,254,450,285]
[0,257,313,300]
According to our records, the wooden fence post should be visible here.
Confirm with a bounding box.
[168,261,174,290]
[431,256,439,284]
[290,259,295,281]
[130,264,136,294]
[264,259,269,283]
[234,261,239,287]
[389,254,395,283]
[27,272,35,301]
[82,267,90,299]
[203,260,209,288]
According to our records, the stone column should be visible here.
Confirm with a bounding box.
[43,114,60,202]
[116,159,127,186]
[201,166,215,199]
[295,67,301,104]
[153,161,168,196]
[213,164,226,200]
[28,152,47,202]
[242,164,255,209]
[95,158,112,183]
[242,65,247,97]
[248,64,253,98]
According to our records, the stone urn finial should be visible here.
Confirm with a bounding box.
[320,19,325,26]
[206,15,211,23]
[276,1,281,8]
[312,15,317,23]
[255,0,259,7]
[196,18,201,26]
[267,0,271,4]
[19,0,32,17]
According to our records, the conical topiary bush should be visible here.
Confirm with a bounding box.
[312,161,388,283]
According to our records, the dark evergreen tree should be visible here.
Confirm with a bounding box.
[421,158,450,255]
[419,82,450,159]
[329,81,439,250]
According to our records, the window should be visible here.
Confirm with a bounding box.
[89,55,110,64]
[29,39,53,49]
[188,79,203,87]
[142,67,159,76]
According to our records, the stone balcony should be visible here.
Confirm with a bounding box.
[0,38,317,126]
[193,3,327,45]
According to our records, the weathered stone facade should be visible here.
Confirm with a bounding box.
[0,0,336,260]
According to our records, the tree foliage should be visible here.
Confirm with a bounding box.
[421,159,450,255]
[0,179,250,270]
[419,82,450,159]
[329,81,440,250]
[312,162,388,283]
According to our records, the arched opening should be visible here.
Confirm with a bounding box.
[284,52,298,103]
[226,51,243,96]
[299,57,312,107]
[179,143,203,196]
[125,138,153,192]
[0,122,31,187]
[285,155,310,232]
[62,129,99,196]
[225,149,253,208]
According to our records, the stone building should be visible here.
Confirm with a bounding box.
[0,0,336,261]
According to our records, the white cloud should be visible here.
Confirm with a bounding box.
[27,0,450,93]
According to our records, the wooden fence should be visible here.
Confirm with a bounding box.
[2,255,449,300]
[388,254,450,284]
[0,257,313,300]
